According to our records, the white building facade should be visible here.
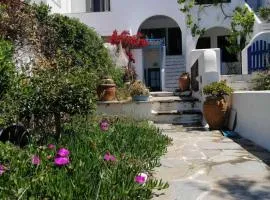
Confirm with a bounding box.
[35,0,264,92]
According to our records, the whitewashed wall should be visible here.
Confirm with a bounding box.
[97,101,152,120]
[232,91,270,151]
[33,0,71,13]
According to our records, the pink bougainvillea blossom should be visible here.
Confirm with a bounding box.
[32,155,41,165]
[54,156,70,166]
[104,152,116,162]
[100,119,110,131]
[0,165,6,175]
[135,173,148,185]
[57,148,70,157]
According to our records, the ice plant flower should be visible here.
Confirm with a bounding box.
[48,144,56,150]
[57,148,70,157]
[54,156,70,166]
[0,165,6,176]
[135,173,148,185]
[32,155,41,165]
[104,152,116,162]
[100,119,109,131]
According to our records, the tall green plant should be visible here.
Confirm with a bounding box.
[0,39,14,99]
[226,6,255,55]
[1,3,121,140]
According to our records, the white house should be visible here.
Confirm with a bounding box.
[34,0,269,92]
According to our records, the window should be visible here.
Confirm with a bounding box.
[195,0,231,4]
[86,0,110,12]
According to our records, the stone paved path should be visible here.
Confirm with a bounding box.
[152,124,270,200]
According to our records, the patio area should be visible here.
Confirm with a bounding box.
[153,124,270,200]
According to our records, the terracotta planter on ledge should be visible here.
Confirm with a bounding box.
[203,97,228,130]
[178,73,190,92]
[97,77,116,101]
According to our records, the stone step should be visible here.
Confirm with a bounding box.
[165,62,185,66]
[221,74,253,82]
[152,110,202,125]
[151,100,200,112]
[149,96,199,103]
[227,81,253,91]
[150,91,174,97]
[165,69,185,74]
[165,55,184,60]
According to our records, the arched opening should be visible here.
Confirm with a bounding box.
[196,27,240,74]
[139,15,182,56]
[138,15,183,91]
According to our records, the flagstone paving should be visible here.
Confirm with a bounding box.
[152,124,270,200]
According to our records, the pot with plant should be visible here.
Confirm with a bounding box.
[129,80,150,101]
[97,76,116,101]
[179,72,190,92]
[203,81,233,130]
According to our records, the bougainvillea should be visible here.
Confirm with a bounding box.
[110,30,148,50]
[110,30,148,82]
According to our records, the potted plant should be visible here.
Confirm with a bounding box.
[123,66,137,85]
[129,80,150,101]
[203,81,233,130]
[178,72,190,92]
[97,76,116,101]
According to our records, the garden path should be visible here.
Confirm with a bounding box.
[152,124,270,200]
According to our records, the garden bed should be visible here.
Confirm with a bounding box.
[0,116,171,199]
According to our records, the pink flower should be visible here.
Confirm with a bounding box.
[32,155,41,165]
[100,119,109,131]
[104,152,116,162]
[135,173,148,185]
[48,144,56,150]
[54,156,70,166]
[0,165,6,176]
[57,148,70,157]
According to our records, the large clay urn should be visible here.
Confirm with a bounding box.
[178,73,190,92]
[203,97,228,130]
[97,77,116,101]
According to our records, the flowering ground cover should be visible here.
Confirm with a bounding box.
[0,116,171,199]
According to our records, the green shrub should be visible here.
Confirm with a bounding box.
[252,71,270,90]
[0,39,14,100]
[203,81,233,98]
[0,117,170,199]
[1,3,123,139]
[259,7,270,21]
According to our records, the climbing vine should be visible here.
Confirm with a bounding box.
[178,0,255,53]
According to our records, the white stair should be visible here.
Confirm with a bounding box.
[260,23,270,31]
[165,56,186,92]
[221,75,253,91]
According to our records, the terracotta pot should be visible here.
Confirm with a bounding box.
[97,84,116,101]
[179,73,190,91]
[203,97,228,130]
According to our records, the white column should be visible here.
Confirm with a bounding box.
[161,46,166,91]
[132,49,144,81]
